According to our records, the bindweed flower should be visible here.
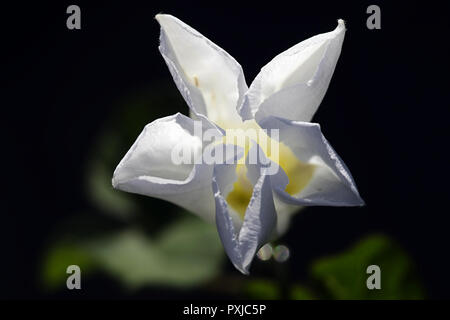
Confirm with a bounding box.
[112,14,364,274]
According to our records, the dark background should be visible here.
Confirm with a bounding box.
[3,1,449,299]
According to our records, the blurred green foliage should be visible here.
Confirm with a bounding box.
[244,280,316,300]
[245,279,280,299]
[88,216,224,289]
[290,285,317,300]
[43,216,224,290]
[311,235,425,299]
[42,242,95,290]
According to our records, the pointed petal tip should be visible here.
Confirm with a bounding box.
[351,187,365,206]
[111,173,121,190]
[155,13,174,25]
[350,192,365,207]
[154,13,163,22]
[358,197,366,207]
[337,19,346,30]
[234,263,250,275]
[342,185,365,207]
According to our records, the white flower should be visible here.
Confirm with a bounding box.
[112,14,364,274]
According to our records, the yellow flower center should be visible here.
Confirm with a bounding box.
[224,120,315,219]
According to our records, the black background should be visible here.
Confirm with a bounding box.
[3,1,449,299]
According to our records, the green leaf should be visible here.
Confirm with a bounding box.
[244,280,316,300]
[42,215,224,291]
[86,216,224,290]
[40,242,96,291]
[290,284,317,300]
[311,234,425,299]
[245,279,281,299]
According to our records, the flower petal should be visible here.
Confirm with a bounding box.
[259,116,364,207]
[156,14,247,129]
[239,19,346,123]
[112,113,222,223]
[213,143,277,274]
